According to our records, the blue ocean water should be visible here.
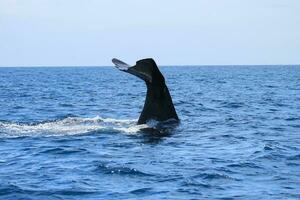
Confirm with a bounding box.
[0,66,299,199]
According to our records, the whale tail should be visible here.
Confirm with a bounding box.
[112,58,179,124]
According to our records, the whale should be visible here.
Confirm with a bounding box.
[112,58,179,125]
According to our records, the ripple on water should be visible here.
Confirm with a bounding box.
[220,102,245,109]
[181,178,212,188]
[192,172,236,181]
[227,162,264,169]
[94,162,154,177]
[38,147,88,155]
[0,183,96,198]
[287,154,300,161]
[284,117,300,121]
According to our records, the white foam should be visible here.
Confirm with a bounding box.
[116,124,149,134]
[0,116,146,138]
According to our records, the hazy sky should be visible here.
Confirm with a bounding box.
[0,0,299,66]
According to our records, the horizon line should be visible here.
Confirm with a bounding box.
[0,64,300,68]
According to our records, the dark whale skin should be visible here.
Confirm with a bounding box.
[112,58,179,125]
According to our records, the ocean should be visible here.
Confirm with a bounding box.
[0,66,299,199]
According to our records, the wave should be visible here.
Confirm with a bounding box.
[0,116,149,138]
[0,183,96,198]
[94,162,154,177]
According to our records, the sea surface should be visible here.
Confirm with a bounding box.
[0,66,299,199]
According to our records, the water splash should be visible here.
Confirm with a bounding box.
[0,116,147,138]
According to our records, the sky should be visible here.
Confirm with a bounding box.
[0,0,299,66]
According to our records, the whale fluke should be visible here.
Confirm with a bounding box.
[112,58,179,125]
